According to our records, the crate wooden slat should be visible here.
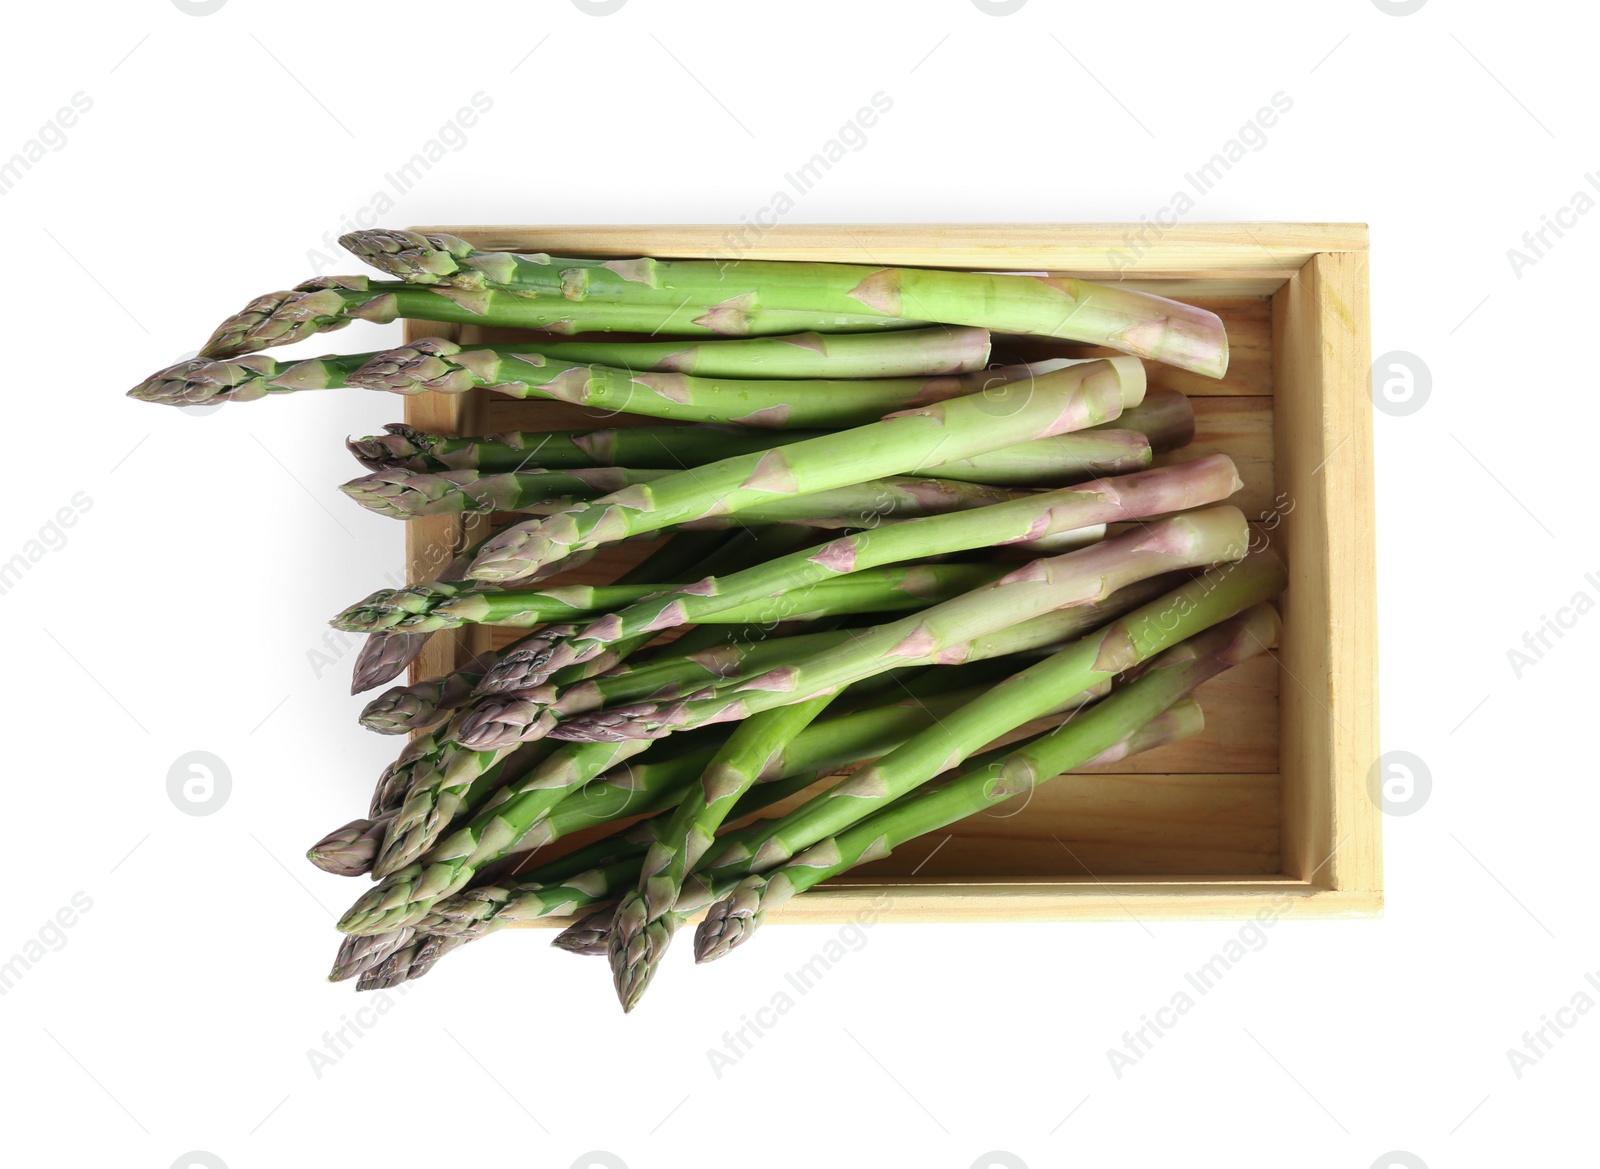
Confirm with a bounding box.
[401,222,1380,925]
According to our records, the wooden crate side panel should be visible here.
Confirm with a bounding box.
[1271,252,1381,896]
[413,222,1367,280]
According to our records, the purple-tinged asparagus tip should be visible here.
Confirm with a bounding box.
[307,816,390,877]
[328,926,415,982]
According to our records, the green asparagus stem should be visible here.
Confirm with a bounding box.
[697,556,1285,878]
[696,606,1280,960]
[331,562,1009,635]
[342,230,1229,376]
[195,275,925,360]
[371,326,992,379]
[609,694,838,1009]
[347,420,1154,486]
[553,508,1251,743]
[467,357,1142,582]
[534,456,1242,683]
[345,469,1028,526]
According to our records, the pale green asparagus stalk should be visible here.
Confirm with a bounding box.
[342,230,1229,376]
[340,469,1026,523]
[697,557,1287,879]
[347,418,1158,485]
[467,357,1143,582]
[531,456,1241,684]
[695,606,1280,960]
[194,275,925,360]
[552,508,1252,743]
[331,562,1007,635]
[374,326,993,378]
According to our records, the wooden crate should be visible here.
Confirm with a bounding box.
[401,223,1379,925]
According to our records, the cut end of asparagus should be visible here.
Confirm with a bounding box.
[341,229,479,286]
[327,926,415,983]
[551,905,615,955]
[307,817,388,877]
[694,875,770,963]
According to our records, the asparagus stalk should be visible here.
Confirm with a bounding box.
[344,470,1027,526]
[347,419,1155,485]
[553,508,1252,743]
[195,275,925,360]
[697,556,1285,878]
[467,357,1141,582]
[534,456,1241,683]
[367,326,992,379]
[696,606,1279,960]
[331,562,1009,634]
[342,230,1229,376]
[609,694,838,1010]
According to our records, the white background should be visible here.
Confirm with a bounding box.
[1,1,1592,1166]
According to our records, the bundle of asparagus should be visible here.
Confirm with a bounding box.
[129,229,1282,1013]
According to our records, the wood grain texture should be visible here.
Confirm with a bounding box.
[412,221,1367,280]
[1271,250,1381,899]
[390,223,1379,923]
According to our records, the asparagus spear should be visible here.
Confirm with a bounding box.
[697,555,1285,877]
[553,508,1251,743]
[467,357,1141,582]
[331,562,1009,634]
[347,419,1155,485]
[344,470,1027,526]
[696,606,1279,960]
[196,276,925,360]
[342,230,1229,376]
[609,694,838,1010]
[366,326,992,379]
[533,456,1241,683]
